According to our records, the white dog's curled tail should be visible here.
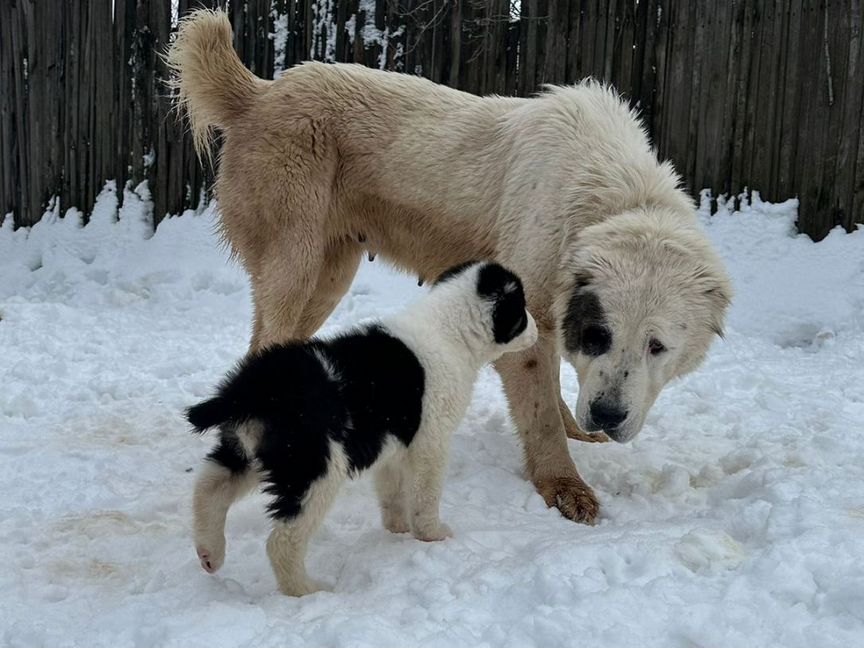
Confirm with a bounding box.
[166,9,267,164]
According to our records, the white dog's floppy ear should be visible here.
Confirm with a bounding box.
[693,265,733,338]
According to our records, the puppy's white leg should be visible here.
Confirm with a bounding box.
[375,456,409,534]
[193,460,259,573]
[266,447,346,596]
[406,434,453,542]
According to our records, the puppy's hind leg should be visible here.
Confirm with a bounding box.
[375,456,409,534]
[193,435,259,573]
[265,448,347,596]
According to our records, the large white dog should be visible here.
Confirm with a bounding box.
[169,10,732,524]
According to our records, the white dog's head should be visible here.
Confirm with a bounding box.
[555,208,732,443]
[433,261,539,362]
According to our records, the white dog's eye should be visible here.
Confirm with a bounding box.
[648,338,666,356]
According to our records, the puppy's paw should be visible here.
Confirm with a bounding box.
[535,475,600,525]
[413,522,453,542]
[196,544,225,574]
[382,515,410,534]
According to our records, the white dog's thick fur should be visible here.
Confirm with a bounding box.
[187,262,537,596]
[168,10,732,525]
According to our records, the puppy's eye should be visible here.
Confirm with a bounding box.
[648,338,666,355]
[582,325,611,356]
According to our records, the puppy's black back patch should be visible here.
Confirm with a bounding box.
[315,325,425,472]
[477,263,528,344]
[198,344,346,520]
[190,326,425,521]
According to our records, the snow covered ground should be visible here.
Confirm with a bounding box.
[1,189,863,646]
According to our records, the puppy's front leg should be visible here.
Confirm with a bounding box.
[406,436,453,542]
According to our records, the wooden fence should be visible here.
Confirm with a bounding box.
[1,0,862,240]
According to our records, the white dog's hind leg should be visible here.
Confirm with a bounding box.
[193,460,259,573]
[293,240,362,339]
[375,456,410,534]
[406,436,452,542]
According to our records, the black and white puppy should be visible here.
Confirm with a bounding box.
[186,261,538,596]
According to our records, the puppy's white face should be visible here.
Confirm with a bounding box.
[436,262,538,361]
[556,210,732,443]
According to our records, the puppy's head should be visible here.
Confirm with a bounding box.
[555,208,732,443]
[435,261,538,360]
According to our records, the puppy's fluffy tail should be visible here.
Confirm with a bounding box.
[166,9,267,164]
[186,396,232,433]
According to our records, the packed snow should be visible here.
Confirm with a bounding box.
[1,188,863,646]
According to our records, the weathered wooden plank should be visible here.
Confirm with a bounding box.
[601,0,615,81]
[632,0,658,138]
[541,0,557,86]
[505,11,519,95]
[612,0,635,96]
[793,0,829,238]
[827,0,863,232]
[734,0,758,192]
[0,0,14,220]
[566,0,582,82]
[718,0,742,195]
[845,0,864,224]
[650,0,670,156]
[740,0,763,193]
[688,0,709,194]
[751,0,783,196]
[813,0,849,232]
[660,0,696,188]
[701,0,733,194]
[518,0,537,95]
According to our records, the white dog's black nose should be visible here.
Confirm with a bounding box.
[589,401,628,431]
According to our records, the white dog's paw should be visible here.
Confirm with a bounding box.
[413,522,453,542]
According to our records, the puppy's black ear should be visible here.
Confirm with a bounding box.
[435,261,480,285]
[477,263,528,343]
